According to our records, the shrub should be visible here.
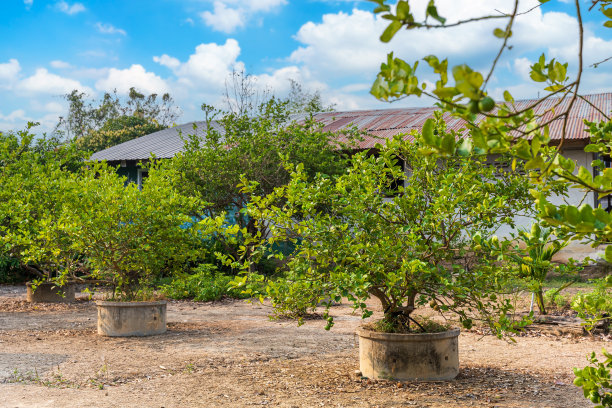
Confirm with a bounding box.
[0,255,23,284]
[572,276,612,333]
[233,118,538,334]
[543,289,573,311]
[161,264,250,302]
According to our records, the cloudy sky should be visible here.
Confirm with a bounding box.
[2,0,611,133]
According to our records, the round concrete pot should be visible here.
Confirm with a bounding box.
[96,300,167,337]
[26,281,76,303]
[356,327,460,381]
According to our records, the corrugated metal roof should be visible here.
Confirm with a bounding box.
[318,93,612,148]
[90,93,612,161]
[89,121,225,161]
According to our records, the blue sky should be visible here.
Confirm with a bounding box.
[2,0,611,133]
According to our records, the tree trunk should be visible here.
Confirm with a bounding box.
[535,290,547,315]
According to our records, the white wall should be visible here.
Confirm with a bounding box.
[494,148,605,262]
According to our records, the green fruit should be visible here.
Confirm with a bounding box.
[478,96,495,112]
[467,100,480,114]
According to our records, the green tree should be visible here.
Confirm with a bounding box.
[233,118,537,334]
[222,69,334,117]
[56,87,179,152]
[366,0,611,403]
[0,124,85,283]
[286,79,335,114]
[75,115,165,153]
[53,161,212,300]
[167,98,360,271]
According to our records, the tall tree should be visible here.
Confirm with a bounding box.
[167,98,360,271]
[0,124,85,281]
[55,87,179,152]
[223,69,334,117]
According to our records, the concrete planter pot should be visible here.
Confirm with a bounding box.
[96,300,167,337]
[356,327,460,381]
[26,281,76,303]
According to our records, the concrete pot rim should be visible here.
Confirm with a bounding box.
[356,327,460,342]
[25,281,75,287]
[96,300,167,307]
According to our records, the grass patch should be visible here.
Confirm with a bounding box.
[543,277,595,290]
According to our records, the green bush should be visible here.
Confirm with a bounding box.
[161,264,250,302]
[0,255,24,284]
[572,276,612,333]
[574,349,612,407]
[543,289,573,311]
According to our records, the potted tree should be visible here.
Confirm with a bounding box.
[57,162,205,336]
[0,126,86,303]
[233,118,539,381]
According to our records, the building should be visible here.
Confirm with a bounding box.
[89,93,612,262]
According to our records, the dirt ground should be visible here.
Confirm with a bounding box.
[0,285,609,408]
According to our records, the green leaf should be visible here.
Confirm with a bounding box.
[373,5,391,13]
[605,246,612,263]
[525,156,545,170]
[441,133,456,154]
[426,1,446,24]
[493,28,506,38]
[530,70,547,82]
[396,1,410,20]
[380,20,402,43]
[432,86,459,99]
[422,118,436,146]
[456,138,473,157]
[564,206,581,225]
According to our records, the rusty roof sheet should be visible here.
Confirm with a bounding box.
[311,93,612,148]
[90,93,612,161]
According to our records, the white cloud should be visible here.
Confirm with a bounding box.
[95,64,169,95]
[201,2,245,33]
[95,22,127,36]
[285,0,612,107]
[24,0,33,9]
[153,55,181,70]
[79,50,107,59]
[0,59,21,89]
[43,101,64,113]
[0,109,31,133]
[290,2,546,80]
[0,109,28,122]
[18,68,92,94]
[290,9,387,79]
[200,0,287,33]
[56,1,85,15]
[50,60,72,69]
[246,0,287,12]
[513,57,532,82]
[154,39,242,88]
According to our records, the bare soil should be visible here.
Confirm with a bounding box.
[0,285,609,408]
